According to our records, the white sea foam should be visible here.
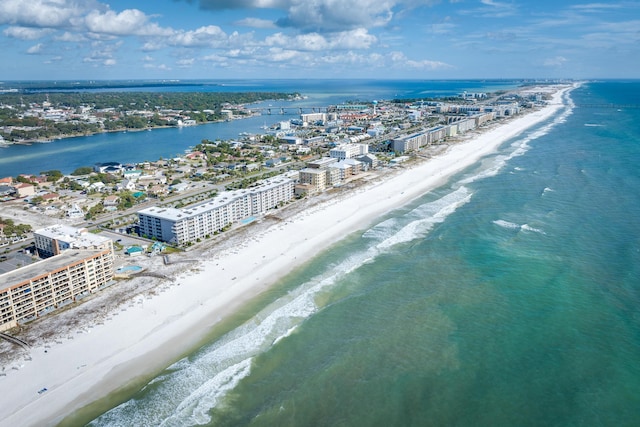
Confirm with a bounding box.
[584,123,604,127]
[362,217,400,240]
[159,359,252,427]
[461,98,574,186]
[92,237,392,426]
[493,220,545,235]
[377,186,472,250]
[521,224,545,234]
[543,187,554,195]
[493,220,520,230]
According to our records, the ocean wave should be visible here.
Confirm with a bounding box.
[493,219,520,230]
[376,186,472,250]
[521,224,545,234]
[493,220,545,235]
[91,236,393,426]
[462,94,574,186]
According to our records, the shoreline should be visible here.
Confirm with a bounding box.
[0,115,255,149]
[0,84,575,427]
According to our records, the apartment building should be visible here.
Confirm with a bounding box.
[0,248,115,332]
[329,143,369,160]
[138,176,294,245]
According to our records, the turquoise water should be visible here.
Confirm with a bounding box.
[115,266,142,273]
[85,81,640,426]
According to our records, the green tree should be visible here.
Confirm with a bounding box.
[40,170,63,182]
[71,166,94,176]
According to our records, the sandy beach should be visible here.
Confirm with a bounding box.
[0,85,573,427]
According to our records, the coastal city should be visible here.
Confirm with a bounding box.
[0,86,549,334]
[1,0,637,424]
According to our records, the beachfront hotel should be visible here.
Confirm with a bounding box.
[138,176,294,245]
[0,248,115,332]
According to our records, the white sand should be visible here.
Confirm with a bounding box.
[0,85,573,427]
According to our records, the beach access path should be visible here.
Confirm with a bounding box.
[0,84,575,427]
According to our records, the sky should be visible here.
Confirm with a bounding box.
[0,0,638,81]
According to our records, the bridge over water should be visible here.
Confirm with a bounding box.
[249,106,330,115]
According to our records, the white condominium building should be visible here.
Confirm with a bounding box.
[329,143,369,160]
[138,176,294,245]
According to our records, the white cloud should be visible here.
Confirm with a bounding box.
[26,43,44,54]
[429,21,456,35]
[84,9,172,37]
[3,26,53,40]
[277,0,395,32]
[571,3,624,11]
[265,29,376,51]
[170,25,229,47]
[144,63,171,70]
[543,56,568,67]
[83,40,122,64]
[235,17,277,29]
[190,0,440,32]
[43,55,63,64]
[0,0,99,27]
[55,31,87,42]
[389,51,452,70]
[266,47,300,62]
[461,0,517,18]
[176,58,195,67]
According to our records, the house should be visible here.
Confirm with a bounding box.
[94,162,123,174]
[116,179,136,192]
[122,170,143,181]
[147,185,168,196]
[169,182,189,192]
[185,151,206,161]
[89,182,107,192]
[41,193,60,203]
[0,177,13,185]
[13,183,36,198]
[265,158,282,167]
[66,204,84,218]
[74,179,91,189]
[0,185,15,197]
[103,195,120,207]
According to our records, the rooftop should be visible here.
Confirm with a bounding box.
[1,249,110,291]
[35,225,111,248]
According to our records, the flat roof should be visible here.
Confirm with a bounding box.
[1,250,109,291]
[139,176,293,222]
[35,225,111,247]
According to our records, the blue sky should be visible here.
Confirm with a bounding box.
[1,0,638,80]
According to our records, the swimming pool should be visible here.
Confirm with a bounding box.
[116,265,143,273]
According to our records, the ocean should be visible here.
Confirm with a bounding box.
[76,80,639,426]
